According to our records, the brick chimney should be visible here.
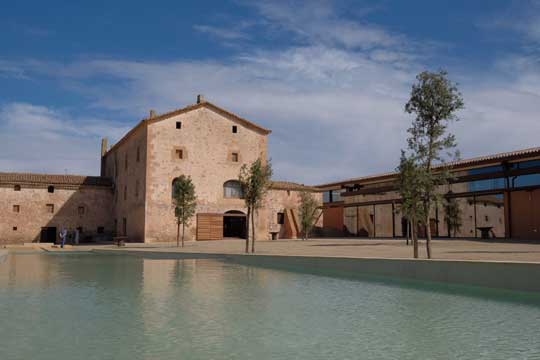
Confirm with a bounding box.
[149,109,157,118]
[197,94,205,104]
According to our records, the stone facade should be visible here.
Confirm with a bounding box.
[0,174,113,245]
[0,96,321,245]
[99,98,321,242]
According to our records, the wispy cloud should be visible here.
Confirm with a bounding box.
[2,1,539,184]
[0,103,129,175]
[193,24,251,40]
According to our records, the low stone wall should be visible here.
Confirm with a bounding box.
[93,249,540,293]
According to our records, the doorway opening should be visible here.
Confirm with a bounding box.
[40,227,57,243]
[223,210,246,238]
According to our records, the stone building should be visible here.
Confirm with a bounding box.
[0,96,321,245]
[319,147,540,240]
[0,173,113,245]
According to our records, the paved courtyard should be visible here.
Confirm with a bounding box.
[114,238,540,263]
[5,238,540,263]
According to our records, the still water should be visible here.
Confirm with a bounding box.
[0,253,539,359]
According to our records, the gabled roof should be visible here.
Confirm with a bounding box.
[0,172,112,187]
[316,146,540,188]
[105,99,271,156]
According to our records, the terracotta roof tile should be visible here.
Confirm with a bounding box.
[0,172,112,187]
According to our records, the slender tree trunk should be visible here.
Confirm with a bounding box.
[426,215,432,259]
[181,222,185,248]
[251,209,256,253]
[406,219,410,245]
[176,221,180,247]
[412,217,418,258]
[245,207,250,253]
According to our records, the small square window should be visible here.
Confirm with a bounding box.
[97,226,104,234]
[78,206,85,215]
[176,121,182,129]
[13,227,17,231]
[14,185,21,191]
[231,153,239,162]
[176,149,183,159]
[46,204,54,213]
[13,205,20,213]
[48,185,55,193]
[232,125,237,133]
[277,212,285,225]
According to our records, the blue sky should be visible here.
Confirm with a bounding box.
[1,0,539,184]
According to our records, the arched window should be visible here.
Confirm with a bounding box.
[224,180,244,199]
[172,177,180,199]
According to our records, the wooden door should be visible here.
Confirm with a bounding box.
[196,213,224,240]
[510,189,540,239]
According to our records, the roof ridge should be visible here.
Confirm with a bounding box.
[316,146,540,188]
[104,99,271,156]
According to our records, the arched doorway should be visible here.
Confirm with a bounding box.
[223,210,246,238]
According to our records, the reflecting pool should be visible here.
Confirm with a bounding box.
[1,253,539,359]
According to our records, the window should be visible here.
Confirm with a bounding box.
[97,226,104,234]
[176,149,183,159]
[14,185,21,191]
[512,173,540,188]
[124,185,127,201]
[324,189,344,203]
[232,125,237,133]
[176,121,182,129]
[122,218,127,236]
[224,180,244,198]
[46,204,54,213]
[136,146,140,162]
[13,205,20,213]
[78,206,85,215]
[125,153,128,170]
[48,185,55,193]
[13,227,17,231]
[231,152,239,162]
[277,212,285,224]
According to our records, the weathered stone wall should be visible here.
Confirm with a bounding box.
[0,184,113,245]
[262,189,323,240]
[144,107,267,242]
[103,125,148,242]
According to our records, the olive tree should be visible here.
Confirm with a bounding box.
[172,175,197,247]
[239,158,273,253]
[402,70,464,258]
[298,190,321,241]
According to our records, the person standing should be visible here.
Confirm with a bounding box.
[59,227,67,249]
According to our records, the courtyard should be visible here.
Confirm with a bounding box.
[16,238,539,263]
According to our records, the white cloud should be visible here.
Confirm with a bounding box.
[1,1,539,185]
[0,103,129,175]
